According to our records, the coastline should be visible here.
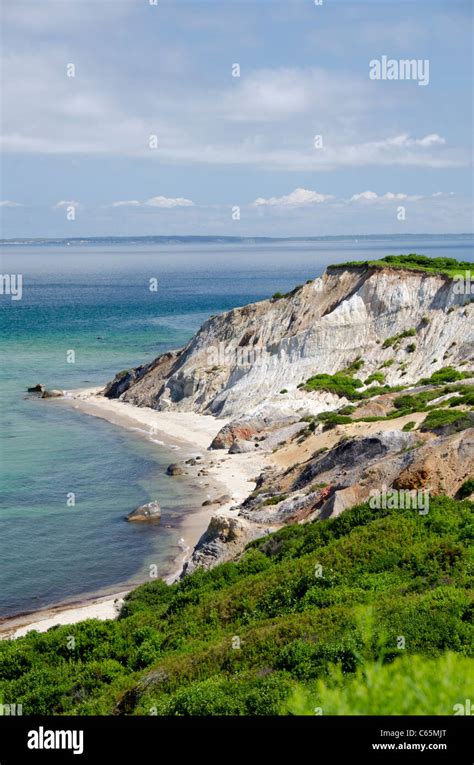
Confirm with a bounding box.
[0,387,266,641]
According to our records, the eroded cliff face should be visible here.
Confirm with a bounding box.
[105,266,473,419]
[103,263,473,576]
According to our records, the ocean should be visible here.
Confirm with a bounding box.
[0,235,472,618]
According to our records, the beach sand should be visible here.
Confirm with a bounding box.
[0,591,131,640]
[0,387,266,640]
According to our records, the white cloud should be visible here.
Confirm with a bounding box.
[223,69,318,122]
[2,188,470,239]
[416,134,446,147]
[252,188,448,209]
[388,133,446,148]
[54,200,80,208]
[0,200,23,207]
[254,188,334,207]
[350,190,413,202]
[145,196,194,208]
[110,196,194,209]
[110,200,141,208]
[350,191,379,202]
[349,190,429,203]
[0,47,462,171]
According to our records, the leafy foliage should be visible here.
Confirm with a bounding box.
[1,496,472,716]
[304,373,364,399]
[419,366,472,385]
[286,653,474,715]
[420,409,474,434]
[330,254,473,278]
[382,328,416,349]
[365,372,385,386]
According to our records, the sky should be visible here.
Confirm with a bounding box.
[0,0,473,238]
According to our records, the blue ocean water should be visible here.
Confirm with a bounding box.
[0,236,472,617]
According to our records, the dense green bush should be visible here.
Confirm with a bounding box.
[304,373,364,399]
[318,412,352,428]
[285,652,474,715]
[304,373,404,401]
[365,372,385,385]
[330,254,473,278]
[421,409,474,433]
[419,366,471,385]
[1,496,472,715]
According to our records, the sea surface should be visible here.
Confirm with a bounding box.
[0,235,472,618]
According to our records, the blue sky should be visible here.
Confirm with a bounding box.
[1,0,472,237]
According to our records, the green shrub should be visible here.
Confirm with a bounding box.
[344,358,364,375]
[392,389,444,413]
[142,673,292,716]
[382,329,416,349]
[262,494,288,506]
[365,372,385,385]
[419,366,471,385]
[421,409,474,433]
[285,653,474,715]
[304,373,363,399]
[339,405,356,415]
[319,414,352,429]
[1,495,471,716]
[330,254,472,279]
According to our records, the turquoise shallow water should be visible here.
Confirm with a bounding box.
[0,237,472,617]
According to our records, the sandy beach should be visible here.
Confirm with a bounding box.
[0,590,131,641]
[0,387,266,641]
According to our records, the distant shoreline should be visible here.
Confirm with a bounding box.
[2,232,473,247]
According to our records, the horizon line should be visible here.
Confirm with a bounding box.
[1,232,473,246]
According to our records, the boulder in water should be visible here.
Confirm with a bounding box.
[166,463,185,476]
[126,501,161,522]
[41,389,64,398]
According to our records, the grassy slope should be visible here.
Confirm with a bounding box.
[275,253,473,300]
[1,496,472,715]
[329,253,473,278]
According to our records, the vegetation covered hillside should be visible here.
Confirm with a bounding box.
[329,253,473,278]
[1,496,472,715]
